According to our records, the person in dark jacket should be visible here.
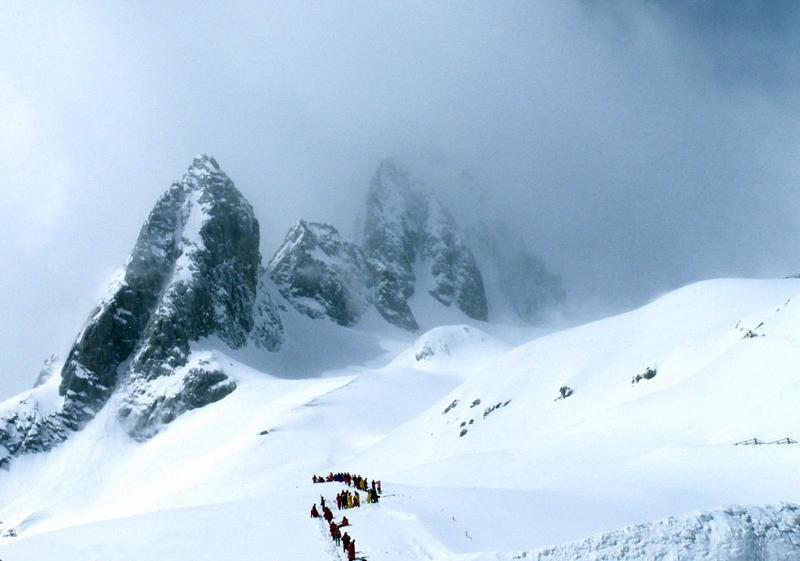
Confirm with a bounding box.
[341,532,351,552]
[347,539,356,561]
[310,504,320,518]
[323,506,334,523]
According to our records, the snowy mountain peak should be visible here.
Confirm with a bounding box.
[0,156,282,465]
[361,159,488,329]
[189,152,221,173]
[373,157,416,194]
[269,220,371,327]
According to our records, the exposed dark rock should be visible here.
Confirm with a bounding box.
[269,221,370,326]
[360,159,488,329]
[415,344,436,362]
[442,399,459,415]
[556,386,574,400]
[119,367,236,440]
[632,367,658,385]
[483,400,510,418]
[1,154,283,465]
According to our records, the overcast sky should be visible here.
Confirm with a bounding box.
[1,1,799,398]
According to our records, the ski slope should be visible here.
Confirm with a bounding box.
[2,278,800,560]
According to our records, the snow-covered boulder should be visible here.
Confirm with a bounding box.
[409,325,507,368]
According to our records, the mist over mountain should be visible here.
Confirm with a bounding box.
[1,3,800,560]
[0,154,561,468]
[3,1,800,399]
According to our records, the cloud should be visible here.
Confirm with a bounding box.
[0,73,71,249]
[0,0,799,396]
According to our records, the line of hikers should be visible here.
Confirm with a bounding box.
[311,503,357,560]
[310,472,385,561]
[312,472,382,495]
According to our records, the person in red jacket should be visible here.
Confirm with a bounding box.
[323,506,334,523]
[340,516,349,527]
[310,504,320,518]
[347,539,356,561]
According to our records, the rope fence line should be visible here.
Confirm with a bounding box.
[734,437,797,446]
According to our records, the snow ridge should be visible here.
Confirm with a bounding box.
[501,503,800,561]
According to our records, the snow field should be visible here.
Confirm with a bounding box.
[2,278,800,559]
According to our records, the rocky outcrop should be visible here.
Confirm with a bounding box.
[1,155,283,465]
[0,154,563,468]
[420,195,488,321]
[360,160,488,329]
[269,221,371,327]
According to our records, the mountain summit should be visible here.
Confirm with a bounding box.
[0,155,283,465]
[360,159,489,329]
[0,155,563,468]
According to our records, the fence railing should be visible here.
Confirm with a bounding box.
[734,437,797,446]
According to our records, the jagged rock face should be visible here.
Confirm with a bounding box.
[361,160,488,329]
[361,161,420,330]
[419,197,488,321]
[269,221,370,326]
[1,155,283,464]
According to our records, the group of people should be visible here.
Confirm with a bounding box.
[337,487,381,509]
[309,471,385,561]
[312,472,382,495]
[310,502,356,560]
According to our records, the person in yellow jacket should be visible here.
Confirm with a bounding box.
[346,492,354,509]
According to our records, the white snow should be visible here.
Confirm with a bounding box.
[2,278,800,560]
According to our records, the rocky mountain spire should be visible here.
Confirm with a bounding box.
[360,159,488,329]
[1,155,283,465]
[269,220,371,327]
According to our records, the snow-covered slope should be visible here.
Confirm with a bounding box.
[1,278,800,560]
[483,503,800,561]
